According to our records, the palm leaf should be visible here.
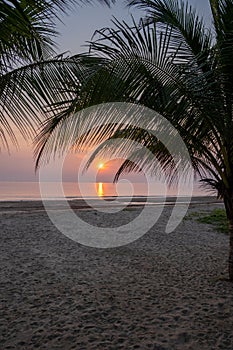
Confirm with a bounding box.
[128,0,213,70]
[34,2,233,193]
[0,0,116,149]
[35,18,218,175]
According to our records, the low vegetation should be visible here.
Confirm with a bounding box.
[188,209,228,234]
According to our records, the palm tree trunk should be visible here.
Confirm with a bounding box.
[229,219,233,281]
[223,194,233,281]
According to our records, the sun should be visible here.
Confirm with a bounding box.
[97,162,105,170]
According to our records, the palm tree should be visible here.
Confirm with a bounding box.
[0,0,115,149]
[34,0,233,280]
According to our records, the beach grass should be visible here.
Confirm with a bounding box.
[188,208,228,234]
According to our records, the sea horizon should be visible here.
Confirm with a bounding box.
[0,181,213,201]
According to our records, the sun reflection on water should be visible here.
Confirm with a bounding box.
[97,182,104,197]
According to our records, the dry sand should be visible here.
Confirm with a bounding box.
[0,199,233,349]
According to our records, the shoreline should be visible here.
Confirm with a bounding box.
[0,195,224,213]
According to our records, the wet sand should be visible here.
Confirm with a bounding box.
[0,199,233,349]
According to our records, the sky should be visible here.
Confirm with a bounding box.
[0,0,212,183]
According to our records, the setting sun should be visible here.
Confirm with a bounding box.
[98,162,105,170]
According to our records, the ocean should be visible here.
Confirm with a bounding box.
[0,181,207,201]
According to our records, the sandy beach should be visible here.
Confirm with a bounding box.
[0,199,233,349]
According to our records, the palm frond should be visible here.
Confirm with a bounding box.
[209,0,233,124]
[128,0,213,71]
[35,18,215,160]
[0,0,116,149]
[200,178,225,198]
[0,54,90,147]
[35,19,192,165]
[34,5,233,195]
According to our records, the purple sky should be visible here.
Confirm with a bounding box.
[0,0,212,182]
